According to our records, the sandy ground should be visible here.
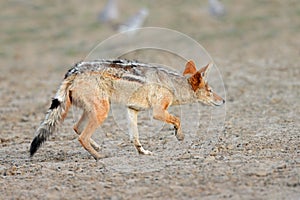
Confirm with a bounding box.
[0,0,299,199]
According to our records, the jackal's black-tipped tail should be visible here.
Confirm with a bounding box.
[30,77,74,157]
[30,128,51,156]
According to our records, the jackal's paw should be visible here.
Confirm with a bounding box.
[93,153,105,161]
[174,126,184,141]
[90,139,101,151]
[136,146,153,155]
[91,143,101,151]
[176,133,185,141]
[140,149,153,155]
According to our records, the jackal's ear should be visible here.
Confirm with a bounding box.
[188,71,202,91]
[199,62,212,80]
[183,60,197,76]
[188,62,213,91]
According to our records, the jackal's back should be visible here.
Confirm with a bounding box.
[65,59,183,85]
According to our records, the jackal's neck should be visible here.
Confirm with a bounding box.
[171,79,197,105]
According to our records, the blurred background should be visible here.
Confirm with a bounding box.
[1,0,299,68]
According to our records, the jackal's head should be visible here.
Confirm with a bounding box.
[183,60,225,106]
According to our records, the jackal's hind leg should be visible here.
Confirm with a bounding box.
[153,105,184,141]
[127,108,153,155]
[74,111,100,151]
[78,99,109,160]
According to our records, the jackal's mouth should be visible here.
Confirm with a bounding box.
[211,99,225,106]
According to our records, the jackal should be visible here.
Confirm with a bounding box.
[30,59,225,160]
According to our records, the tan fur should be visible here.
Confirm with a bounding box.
[30,59,225,160]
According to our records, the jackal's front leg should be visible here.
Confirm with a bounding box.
[153,106,184,141]
[127,108,153,155]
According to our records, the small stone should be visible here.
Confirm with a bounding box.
[274,162,287,170]
[106,132,113,137]
[255,170,268,177]
[180,153,191,160]
[204,156,215,162]
[226,144,234,150]
[20,116,29,122]
[210,148,219,156]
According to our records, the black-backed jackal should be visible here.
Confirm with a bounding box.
[30,59,225,160]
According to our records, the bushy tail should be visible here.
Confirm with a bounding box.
[30,77,74,156]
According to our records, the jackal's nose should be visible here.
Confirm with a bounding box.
[222,99,225,104]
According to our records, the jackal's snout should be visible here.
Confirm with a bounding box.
[211,92,225,106]
[198,88,225,106]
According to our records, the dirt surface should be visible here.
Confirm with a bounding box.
[1,0,299,199]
